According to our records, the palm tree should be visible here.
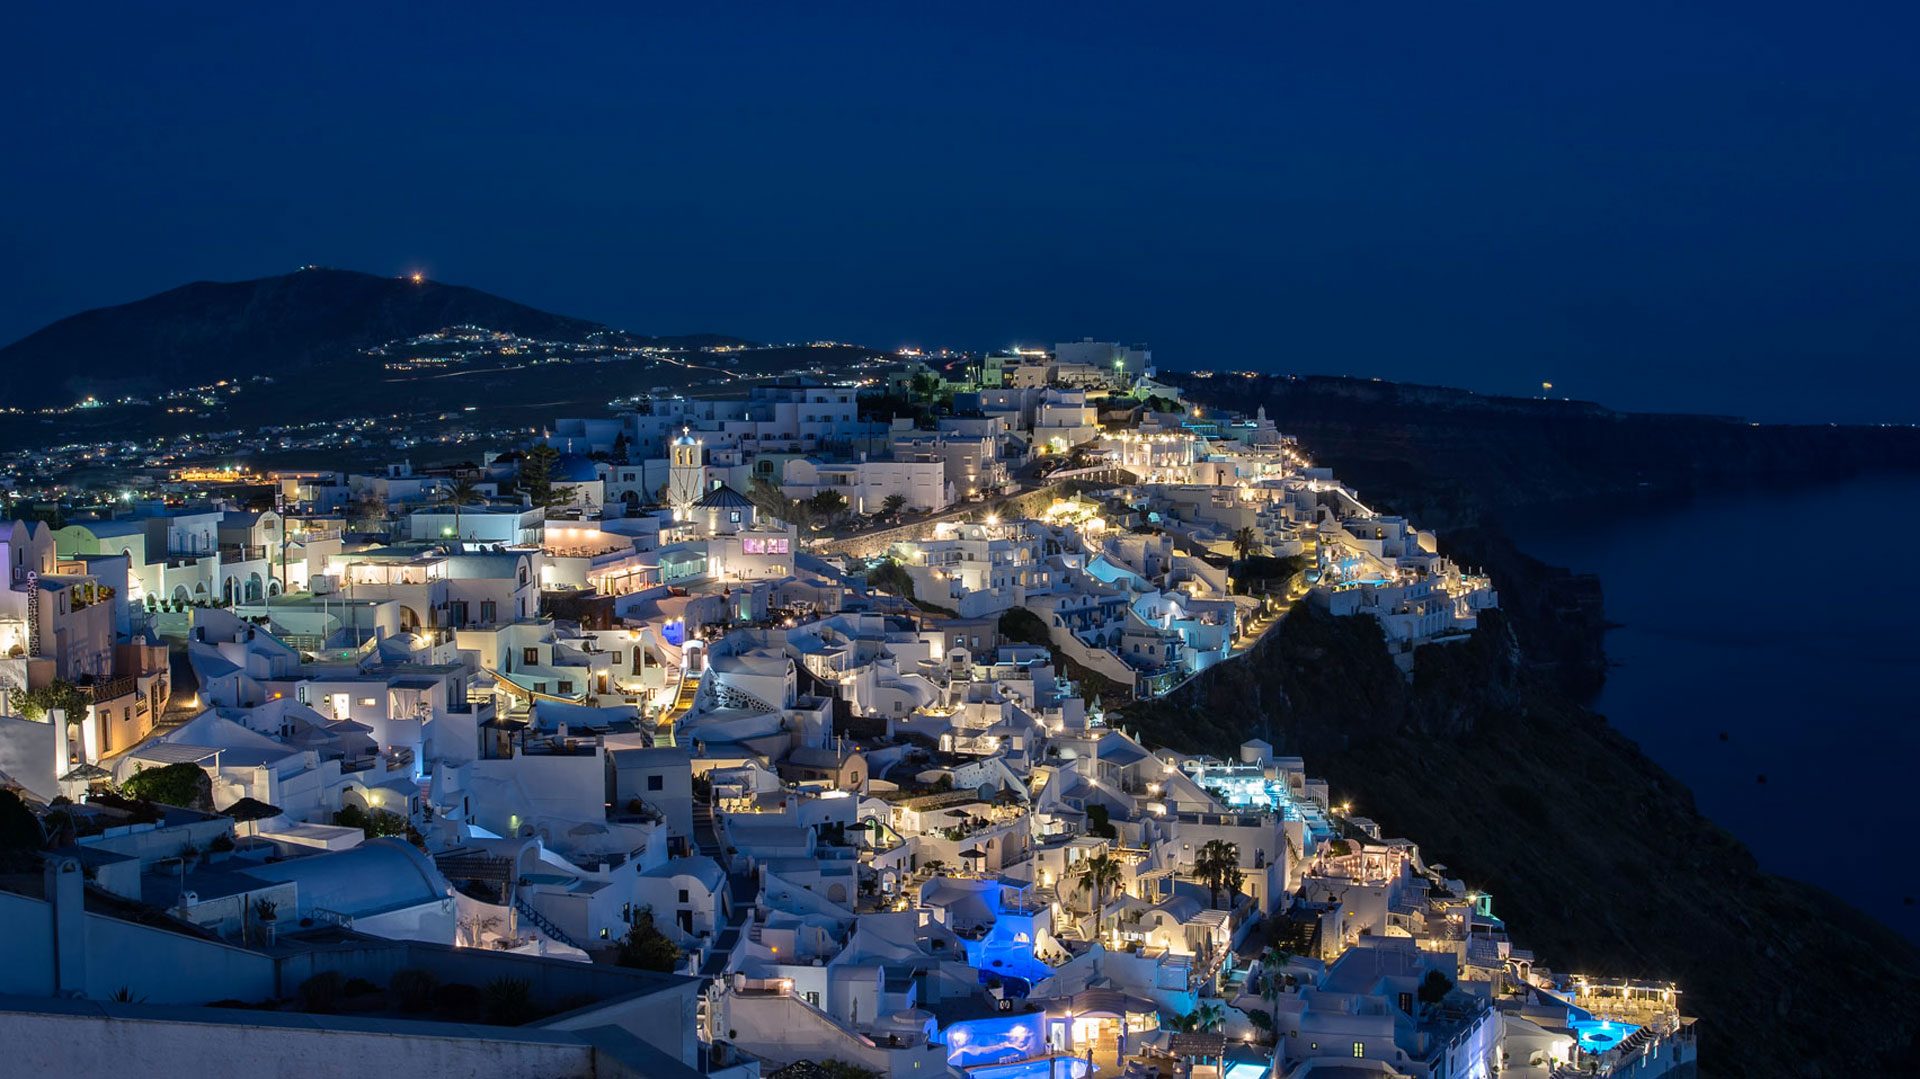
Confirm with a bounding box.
[1175,1001,1225,1033]
[881,493,907,520]
[747,477,789,521]
[1194,840,1243,909]
[441,474,480,542]
[1259,944,1291,1069]
[809,489,848,524]
[1231,526,1263,561]
[1073,852,1124,945]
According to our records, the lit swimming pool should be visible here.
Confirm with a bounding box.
[1570,1018,1638,1054]
[964,1057,1093,1079]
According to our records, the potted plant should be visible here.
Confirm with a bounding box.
[254,897,279,946]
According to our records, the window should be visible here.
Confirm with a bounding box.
[523,647,538,665]
[647,774,664,792]
[480,600,496,623]
[678,888,690,903]
[1353,1042,1365,1059]
[556,681,573,695]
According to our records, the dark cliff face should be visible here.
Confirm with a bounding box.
[1122,373,1920,1076]
[1125,607,1920,1078]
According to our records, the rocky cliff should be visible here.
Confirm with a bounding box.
[1120,372,1920,1076]
[1124,606,1918,1077]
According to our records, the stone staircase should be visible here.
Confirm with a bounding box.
[514,896,584,952]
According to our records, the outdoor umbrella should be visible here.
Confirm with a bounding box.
[223,796,283,839]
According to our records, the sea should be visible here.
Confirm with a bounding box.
[1508,474,1920,944]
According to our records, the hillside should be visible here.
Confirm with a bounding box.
[0,267,744,409]
[1124,604,1920,1078]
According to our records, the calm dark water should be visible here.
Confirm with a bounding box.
[1510,475,1920,943]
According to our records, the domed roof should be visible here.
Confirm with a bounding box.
[553,454,601,482]
[696,484,755,510]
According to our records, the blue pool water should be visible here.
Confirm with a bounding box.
[1570,1018,1638,1054]
[965,1058,1093,1079]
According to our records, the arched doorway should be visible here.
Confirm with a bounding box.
[399,605,422,633]
[222,577,236,605]
[244,573,264,604]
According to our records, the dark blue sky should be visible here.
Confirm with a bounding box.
[5,3,1918,422]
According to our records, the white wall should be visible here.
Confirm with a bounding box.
[0,1007,600,1079]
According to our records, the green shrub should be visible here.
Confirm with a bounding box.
[614,909,682,973]
[434,982,481,1019]
[483,977,534,1025]
[391,968,438,1013]
[298,971,344,1013]
[120,762,212,810]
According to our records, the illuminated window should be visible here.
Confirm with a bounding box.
[1353,1042,1365,1058]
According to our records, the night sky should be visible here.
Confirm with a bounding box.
[5,4,1918,423]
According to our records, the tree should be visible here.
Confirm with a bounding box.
[747,477,790,521]
[121,762,213,810]
[1231,526,1264,561]
[1085,804,1117,839]
[808,489,848,522]
[1259,944,1291,1065]
[1418,969,1455,1009]
[1175,1001,1224,1032]
[1194,840,1243,909]
[865,559,915,600]
[1073,852,1124,945]
[615,907,683,973]
[520,445,575,510]
[441,474,481,541]
[997,607,1051,647]
[792,497,821,529]
[881,493,907,519]
[351,491,387,532]
[483,976,534,1025]
[10,680,91,724]
[0,789,44,871]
